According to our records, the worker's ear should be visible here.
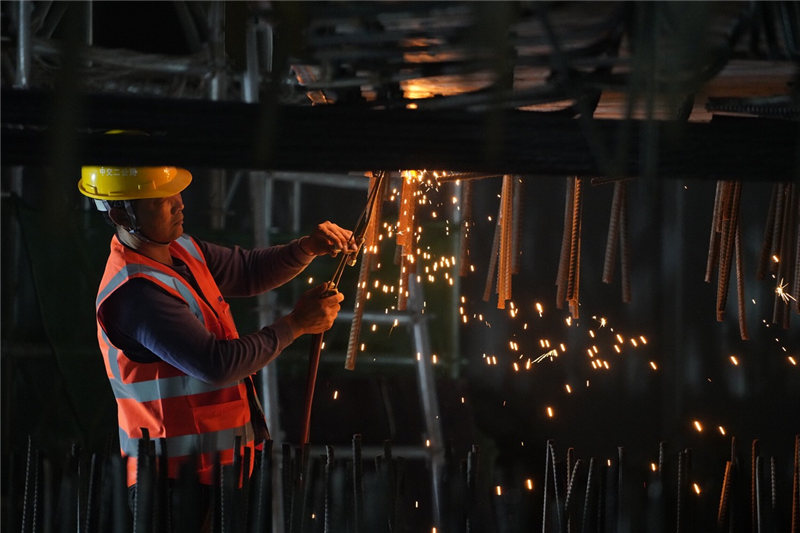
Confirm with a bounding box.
[108,206,132,229]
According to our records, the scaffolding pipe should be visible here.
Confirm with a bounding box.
[407,276,444,527]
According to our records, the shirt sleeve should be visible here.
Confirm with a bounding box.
[196,238,315,298]
[98,278,298,386]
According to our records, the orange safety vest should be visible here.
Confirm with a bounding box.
[96,234,261,486]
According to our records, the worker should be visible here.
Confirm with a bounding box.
[78,165,354,508]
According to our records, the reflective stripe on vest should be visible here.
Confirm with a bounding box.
[96,263,206,325]
[175,234,204,263]
[118,422,254,458]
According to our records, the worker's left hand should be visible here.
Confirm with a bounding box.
[300,221,360,257]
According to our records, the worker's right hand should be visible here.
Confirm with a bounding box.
[286,283,344,336]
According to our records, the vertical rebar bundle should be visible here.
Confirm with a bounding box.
[11,433,800,532]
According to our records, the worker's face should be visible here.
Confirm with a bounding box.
[133,193,185,243]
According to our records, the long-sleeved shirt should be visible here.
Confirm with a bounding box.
[98,236,314,386]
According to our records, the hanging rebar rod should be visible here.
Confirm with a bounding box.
[458,180,474,277]
[706,181,724,283]
[619,183,632,303]
[497,174,514,308]
[735,218,749,340]
[512,177,524,275]
[718,460,733,530]
[556,178,575,309]
[757,183,779,280]
[603,181,623,284]
[344,240,372,370]
[716,182,735,321]
[482,205,502,303]
[567,177,583,319]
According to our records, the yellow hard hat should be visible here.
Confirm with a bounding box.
[78,166,192,201]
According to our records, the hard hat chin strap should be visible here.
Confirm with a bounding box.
[120,200,171,246]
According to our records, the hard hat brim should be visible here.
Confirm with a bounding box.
[77,166,192,201]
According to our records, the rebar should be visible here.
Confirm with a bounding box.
[352,434,364,533]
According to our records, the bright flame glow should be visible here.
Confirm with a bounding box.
[729,355,739,366]
[693,420,703,432]
[525,478,534,491]
[495,485,502,496]
[718,426,726,435]
[692,483,701,495]
[546,406,554,418]
[333,390,339,400]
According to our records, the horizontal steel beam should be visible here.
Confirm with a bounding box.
[2,88,798,181]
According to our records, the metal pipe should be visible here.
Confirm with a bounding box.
[408,275,445,526]
[15,0,31,88]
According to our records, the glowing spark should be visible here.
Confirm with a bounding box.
[425,439,431,447]
[432,354,438,364]
[718,426,726,435]
[788,356,797,366]
[495,485,502,496]
[650,361,658,370]
[589,330,596,338]
[307,277,314,284]
[692,483,701,495]
[565,317,572,326]
[630,338,639,347]
[525,479,534,491]
[613,345,621,353]
[639,336,647,344]
[616,334,624,344]
[776,278,796,303]
[535,302,544,316]
[533,349,558,364]
[693,420,703,432]
[559,343,566,352]
[513,362,519,372]
[333,390,339,400]
[461,397,465,404]
[546,406,554,418]
[587,349,595,358]
[772,254,780,263]
[729,355,739,366]
[599,317,607,327]
[650,462,657,472]
[565,384,572,394]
